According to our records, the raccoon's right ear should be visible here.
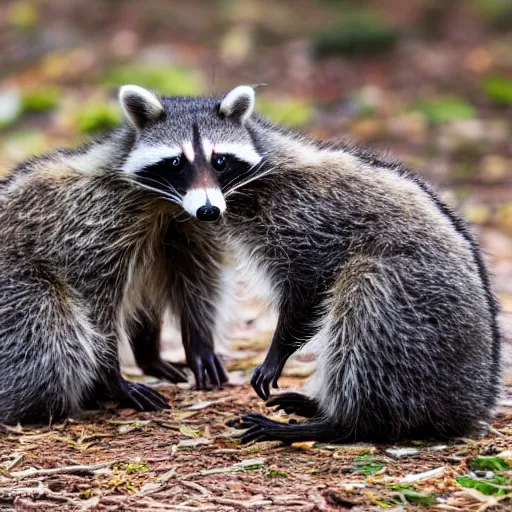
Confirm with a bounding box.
[118,85,165,130]
[219,85,255,124]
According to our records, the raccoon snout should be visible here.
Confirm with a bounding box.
[183,187,226,221]
[196,204,221,222]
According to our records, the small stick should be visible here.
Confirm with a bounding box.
[181,481,211,495]
[10,460,115,478]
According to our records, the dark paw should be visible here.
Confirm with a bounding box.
[189,347,229,390]
[118,380,170,411]
[142,358,188,383]
[251,363,281,401]
[266,392,319,418]
[227,413,282,444]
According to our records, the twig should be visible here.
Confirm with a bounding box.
[181,481,211,495]
[0,482,79,505]
[3,454,24,471]
[180,458,265,480]
[10,460,115,478]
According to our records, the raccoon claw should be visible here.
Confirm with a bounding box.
[228,413,282,444]
[251,364,280,401]
[189,349,228,390]
[143,359,188,383]
[119,381,170,411]
[266,392,320,418]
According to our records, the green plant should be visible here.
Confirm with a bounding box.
[101,65,201,96]
[75,102,121,134]
[410,97,475,124]
[482,76,512,106]
[313,13,398,58]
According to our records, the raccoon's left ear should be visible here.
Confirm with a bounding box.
[118,85,164,130]
[219,85,255,124]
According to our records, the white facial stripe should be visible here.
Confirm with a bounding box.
[213,143,262,166]
[182,141,195,163]
[201,138,214,160]
[206,187,226,213]
[122,145,181,173]
[182,187,226,217]
[182,188,206,216]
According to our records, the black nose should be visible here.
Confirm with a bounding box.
[196,205,221,222]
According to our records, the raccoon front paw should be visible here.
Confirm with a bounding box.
[188,347,229,390]
[251,363,282,401]
[118,381,170,411]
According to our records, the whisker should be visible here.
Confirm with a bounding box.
[225,165,277,197]
[134,181,182,205]
[222,162,262,193]
[137,177,183,204]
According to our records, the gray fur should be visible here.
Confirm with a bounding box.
[0,89,228,424]
[144,85,501,442]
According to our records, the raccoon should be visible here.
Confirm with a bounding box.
[134,84,501,443]
[0,85,228,424]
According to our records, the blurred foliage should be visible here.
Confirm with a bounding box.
[482,76,512,106]
[256,97,312,126]
[470,0,512,29]
[313,12,398,58]
[8,0,38,33]
[21,87,60,114]
[101,65,202,96]
[410,97,475,124]
[75,102,121,134]
[1,129,49,159]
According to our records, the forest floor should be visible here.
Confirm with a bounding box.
[0,364,511,511]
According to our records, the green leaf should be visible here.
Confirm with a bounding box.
[265,467,288,478]
[482,76,512,106]
[410,97,475,124]
[456,474,511,496]
[468,455,512,471]
[468,456,511,472]
[400,489,435,506]
[353,454,385,473]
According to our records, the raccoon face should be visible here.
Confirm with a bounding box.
[119,84,262,222]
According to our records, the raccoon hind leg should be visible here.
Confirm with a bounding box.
[0,261,102,424]
[129,312,188,383]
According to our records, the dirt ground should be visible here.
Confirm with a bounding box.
[0,370,511,511]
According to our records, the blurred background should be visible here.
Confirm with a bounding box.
[0,0,511,379]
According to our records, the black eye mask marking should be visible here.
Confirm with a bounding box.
[213,154,253,192]
[136,155,194,197]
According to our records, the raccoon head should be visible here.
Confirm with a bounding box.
[119,84,262,222]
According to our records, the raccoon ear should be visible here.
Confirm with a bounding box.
[219,85,255,124]
[118,85,164,130]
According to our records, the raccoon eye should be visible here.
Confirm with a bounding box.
[169,155,185,172]
[211,154,227,171]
